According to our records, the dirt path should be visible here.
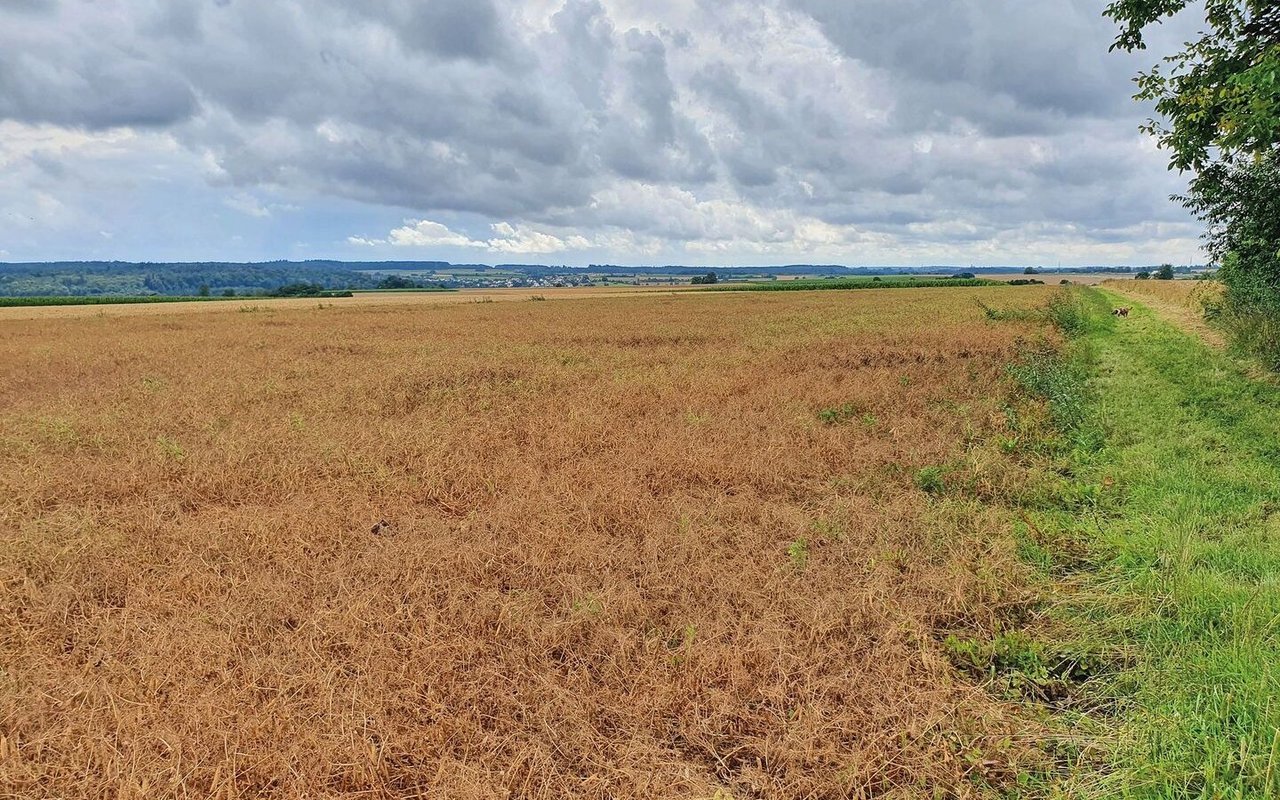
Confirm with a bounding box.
[1043,288,1280,797]
[1098,281,1226,349]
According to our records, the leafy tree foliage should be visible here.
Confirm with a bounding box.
[375,274,422,290]
[1107,1,1280,362]
[269,282,352,298]
[1185,150,1280,363]
[1105,1,1280,170]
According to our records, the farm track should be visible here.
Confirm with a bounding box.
[1037,289,1280,798]
[1100,280,1227,349]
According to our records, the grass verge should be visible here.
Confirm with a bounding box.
[1007,288,1280,797]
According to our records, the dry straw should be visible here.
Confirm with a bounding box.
[2,288,1050,798]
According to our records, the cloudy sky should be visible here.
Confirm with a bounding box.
[0,0,1204,266]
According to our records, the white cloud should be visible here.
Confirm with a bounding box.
[386,219,485,248]
[353,218,595,254]
[486,222,590,254]
[224,192,270,218]
[0,0,1205,264]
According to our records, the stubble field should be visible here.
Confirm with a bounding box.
[1,287,1054,798]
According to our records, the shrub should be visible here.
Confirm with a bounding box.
[1217,252,1280,369]
[914,466,947,495]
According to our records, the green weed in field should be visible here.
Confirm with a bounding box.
[786,538,810,571]
[816,402,861,425]
[914,465,948,495]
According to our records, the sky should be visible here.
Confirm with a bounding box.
[0,0,1206,266]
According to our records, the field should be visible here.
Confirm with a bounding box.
[0,286,697,321]
[5,283,1278,798]
[1101,278,1223,313]
[704,277,997,291]
[1,286,1053,798]
[0,296,237,308]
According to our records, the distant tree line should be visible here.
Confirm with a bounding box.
[1134,264,1176,281]
[0,261,374,297]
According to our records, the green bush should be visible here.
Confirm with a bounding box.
[914,466,948,495]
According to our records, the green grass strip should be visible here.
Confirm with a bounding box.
[1055,289,1280,798]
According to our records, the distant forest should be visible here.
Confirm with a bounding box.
[0,259,1161,297]
[0,261,388,297]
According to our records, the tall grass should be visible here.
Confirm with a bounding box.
[1218,300,1280,370]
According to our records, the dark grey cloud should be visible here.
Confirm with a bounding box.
[0,3,197,129]
[788,0,1145,132]
[399,0,506,61]
[0,0,55,15]
[0,0,1203,263]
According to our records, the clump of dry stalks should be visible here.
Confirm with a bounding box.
[1,288,1053,798]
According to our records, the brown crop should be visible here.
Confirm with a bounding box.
[1,287,1051,798]
[1100,278,1222,309]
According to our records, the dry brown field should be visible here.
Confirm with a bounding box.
[1099,278,1222,308]
[985,273,1119,286]
[0,286,702,322]
[1,286,1053,798]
